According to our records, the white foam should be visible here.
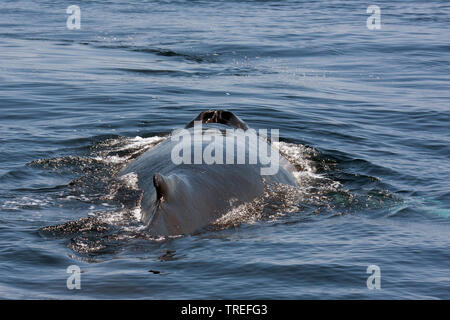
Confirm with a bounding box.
[1,196,52,210]
[93,155,123,164]
[272,141,323,182]
[123,136,165,149]
[117,172,139,190]
[94,135,166,165]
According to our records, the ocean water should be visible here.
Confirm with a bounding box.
[0,0,449,299]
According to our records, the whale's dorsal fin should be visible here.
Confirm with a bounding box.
[153,173,169,202]
[185,109,248,130]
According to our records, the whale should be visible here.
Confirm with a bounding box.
[118,110,298,236]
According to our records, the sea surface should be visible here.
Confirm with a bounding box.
[0,0,449,299]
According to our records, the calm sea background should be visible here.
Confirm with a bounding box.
[0,0,449,299]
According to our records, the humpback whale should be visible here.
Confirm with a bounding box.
[119,110,297,236]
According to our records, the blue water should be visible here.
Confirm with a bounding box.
[0,0,449,299]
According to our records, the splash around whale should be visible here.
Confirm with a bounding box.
[119,110,298,236]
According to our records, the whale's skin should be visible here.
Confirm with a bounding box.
[118,111,297,236]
